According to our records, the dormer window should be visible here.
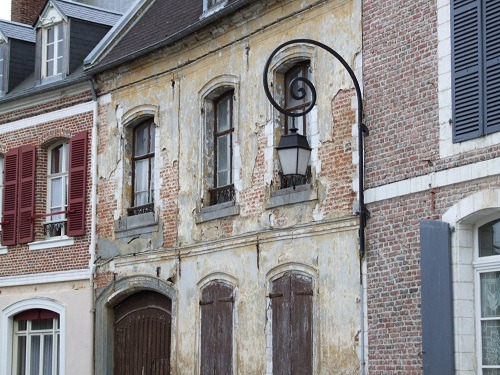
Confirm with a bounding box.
[207,0,224,8]
[42,23,64,78]
[202,0,228,17]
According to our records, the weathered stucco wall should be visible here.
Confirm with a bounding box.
[94,0,362,373]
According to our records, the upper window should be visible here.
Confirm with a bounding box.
[46,142,69,238]
[1,132,88,246]
[207,0,224,8]
[284,62,311,136]
[130,120,155,215]
[451,0,500,142]
[203,90,235,207]
[42,24,64,79]
[279,62,312,189]
[203,0,227,14]
[476,218,500,374]
[12,309,60,375]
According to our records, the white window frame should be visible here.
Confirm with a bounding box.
[0,299,66,375]
[13,315,60,375]
[46,142,69,238]
[474,217,500,375]
[41,23,64,79]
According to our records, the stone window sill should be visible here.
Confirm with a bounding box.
[115,211,158,239]
[266,184,317,209]
[29,236,74,251]
[196,201,239,223]
[0,245,7,254]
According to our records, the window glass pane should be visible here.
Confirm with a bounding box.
[46,44,54,61]
[32,318,54,330]
[17,335,27,375]
[57,40,63,58]
[134,125,148,156]
[482,320,500,366]
[479,219,500,257]
[47,27,54,44]
[56,57,62,75]
[43,335,53,375]
[17,320,27,331]
[217,96,230,132]
[483,369,500,375]
[51,177,63,209]
[50,145,62,174]
[30,335,41,375]
[216,134,229,186]
[46,60,53,77]
[134,159,148,193]
[57,24,64,41]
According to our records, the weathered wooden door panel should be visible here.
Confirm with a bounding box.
[114,291,172,375]
[272,273,313,375]
[200,281,234,375]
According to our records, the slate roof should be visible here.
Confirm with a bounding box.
[86,0,254,73]
[52,0,122,26]
[0,20,36,43]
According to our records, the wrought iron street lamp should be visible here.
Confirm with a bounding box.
[262,39,368,259]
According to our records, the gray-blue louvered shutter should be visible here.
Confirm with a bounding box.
[420,220,454,375]
[452,0,482,142]
[484,0,500,135]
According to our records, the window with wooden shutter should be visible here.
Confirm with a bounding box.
[67,131,88,236]
[200,281,234,375]
[452,0,500,142]
[2,148,19,245]
[17,145,36,244]
[271,273,313,374]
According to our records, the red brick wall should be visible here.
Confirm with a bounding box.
[11,0,46,25]
[0,101,93,277]
[363,0,500,373]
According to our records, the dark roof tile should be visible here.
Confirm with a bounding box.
[0,20,36,43]
[53,0,123,26]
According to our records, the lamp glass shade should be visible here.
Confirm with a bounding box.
[276,132,311,176]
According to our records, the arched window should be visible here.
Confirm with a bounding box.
[476,218,500,373]
[12,309,60,375]
[130,120,155,215]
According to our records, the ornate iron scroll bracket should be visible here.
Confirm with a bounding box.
[262,39,367,260]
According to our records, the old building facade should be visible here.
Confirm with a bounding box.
[363,0,500,374]
[0,1,126,374]
[86,0,364,373]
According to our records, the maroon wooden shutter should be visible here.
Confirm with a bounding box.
[2,148,19,246]
[17,145,36,244]
[200,281,234,375]
[271,273,313,375]
[67,131,88,236]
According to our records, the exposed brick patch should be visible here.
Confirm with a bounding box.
[0,109,93,277]
[11,0,46,25]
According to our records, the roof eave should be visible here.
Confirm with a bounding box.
[85,0,254,75]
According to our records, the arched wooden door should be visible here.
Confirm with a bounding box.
[114,291,172,375]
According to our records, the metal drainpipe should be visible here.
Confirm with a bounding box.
[87,79,98,375]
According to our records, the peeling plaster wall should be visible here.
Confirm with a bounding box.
[94,0,362,373]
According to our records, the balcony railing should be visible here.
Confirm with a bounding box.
[208,184,235,206]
